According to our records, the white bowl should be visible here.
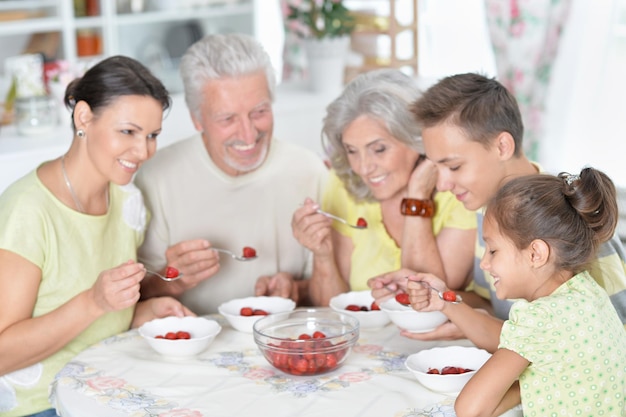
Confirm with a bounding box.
[138,316,221,358]
[379,297,448,333]
[405,346,491,394]
[218,296,296,333]
[329,290,390,329]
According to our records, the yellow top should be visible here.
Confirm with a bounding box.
[322,170,477,290]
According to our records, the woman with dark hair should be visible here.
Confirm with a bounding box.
[0,56,192,417]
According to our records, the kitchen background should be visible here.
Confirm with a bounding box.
[0,0,624,239]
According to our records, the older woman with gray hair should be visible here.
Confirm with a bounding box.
[292,69,476,307]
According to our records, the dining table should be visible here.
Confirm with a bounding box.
[49,310,523,417]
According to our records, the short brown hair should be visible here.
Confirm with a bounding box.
[410,73,524,156]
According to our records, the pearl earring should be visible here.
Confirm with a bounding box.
[76,129,86,138]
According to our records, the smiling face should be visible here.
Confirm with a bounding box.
[479,214,533,300]
[342,115,420,202]
[83,95,164,185]
[422,123,506,211]
[192,71,273,176]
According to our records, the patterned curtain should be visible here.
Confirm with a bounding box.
[485,0,572,160]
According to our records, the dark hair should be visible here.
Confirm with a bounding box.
[410,73,524,156]
[485,167,619,272]
[64,55,171,128]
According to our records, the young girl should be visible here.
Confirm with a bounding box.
[408,168,626,416]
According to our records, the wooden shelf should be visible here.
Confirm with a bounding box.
[348,0,418,80]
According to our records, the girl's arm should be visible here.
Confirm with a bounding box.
[455,348,527,417]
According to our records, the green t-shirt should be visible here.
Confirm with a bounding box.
[499,271,626,417]
[0,170,147,416]
[322,170,477,290]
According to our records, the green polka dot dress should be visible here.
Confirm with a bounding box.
[499,271,626,417]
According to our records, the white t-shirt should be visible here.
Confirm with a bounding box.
[136,135,328,314]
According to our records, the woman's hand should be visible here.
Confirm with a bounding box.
[400,320,465,341]
[132,296,196,328]
[291,198,333,257]
[89,260,145,314]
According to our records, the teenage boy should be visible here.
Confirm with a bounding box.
[369,73,626,351]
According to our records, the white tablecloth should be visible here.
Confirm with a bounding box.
[50,314,522,417]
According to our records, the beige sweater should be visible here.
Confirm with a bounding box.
[135,135,328,314]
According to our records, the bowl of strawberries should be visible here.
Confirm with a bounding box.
[329,290,390,329]
[380,293,449,333]
[138,316,221,358]
[253,309,359,376]
[218,296,296,333]
[405,346,491,394]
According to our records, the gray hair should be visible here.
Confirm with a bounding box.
[322,69,423,201]
[179,33,276,119]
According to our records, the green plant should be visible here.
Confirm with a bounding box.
[285,0,355,40]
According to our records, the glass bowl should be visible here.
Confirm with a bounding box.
[253,309,359,376]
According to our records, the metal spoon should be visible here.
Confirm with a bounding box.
[212,248,257,262]
[146,269,184,282]
[417,281,463,304]
[316,209,366,229]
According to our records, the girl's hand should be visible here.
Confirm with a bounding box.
[291,198,333,257]
[406,273,447,312]
[367,268,416,304]
[90,260,145,314]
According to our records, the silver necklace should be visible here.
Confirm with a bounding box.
[61,154,109,213]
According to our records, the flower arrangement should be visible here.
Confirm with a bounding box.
[44,60,77,88]
[285,0,355,40]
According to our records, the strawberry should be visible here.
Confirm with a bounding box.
[395,292,410,305]
[442,366,461,374]
[240,307,253,316]
[370,301,380,311]
[252,309,269,316]
[312,331,326,339]
[175,331,191,339]
[164,266,179,278]
[427,368,440,374]
[356,217,368,228]
[164,332,177,340]
[442,290,457,302]
[242,246,257,258]
[345,304,361,312]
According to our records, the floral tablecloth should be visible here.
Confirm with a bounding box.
[50,315,521,417]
